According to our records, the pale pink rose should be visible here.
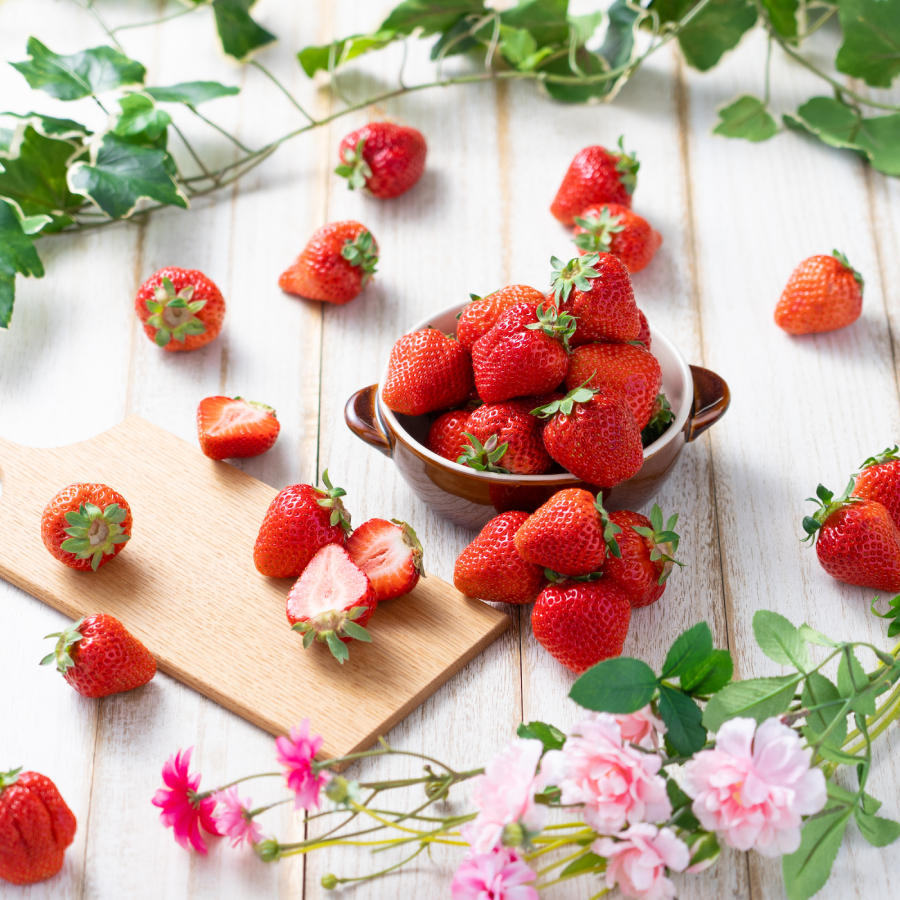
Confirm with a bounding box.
[541,713,671,835]
[275,719,332,811]
[213,786,264,848]
[617,706,667,750]
[450,847,538,900]
[595,824,690,900]
[683,717,826,856]
[467,739,548,853]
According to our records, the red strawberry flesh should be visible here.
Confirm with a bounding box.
[346,518,423,601]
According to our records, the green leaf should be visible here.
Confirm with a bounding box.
[559,851,603,878]
[67,132,187,219]
[517,721,566,752]
[836,0,900,88]
[861,791,882,816]
[782,807,852,900]
[501,0,569,48]
[146,82,240,105]
[499,26,538,67]
[381,0,487,37]
[538,48,611,103]
[298,30,398,77]
[599,0,640,71]
[714,95,778,143]
[681,649,733,695]
[211,0,277,61]
[702,675,798,732]
[661,621,713,679]
[752,610,810,670]
[1,112,91,139]
[0,198,45,328]
[837,648,876,716]
[798,623,838,647]
[114,94,172,142]
[759,0,798,39]
[677,0,757,73]
[854,808,900,847]
[568,11,602,45]
[11,37,145,100]
[646,0,693,24]
[816,742,863,766]
[342,620,372,642]
[800,672,847,749]
[657,685,706,756]
[666,779,701,829]
[569,657,658,714]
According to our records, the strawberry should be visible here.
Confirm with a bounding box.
[40,614,156,698]
[573,204,662,274]
[514,489,621,577]
[135,267,226,352]
[279,221,378,304]
[550,140,639,225]
[454,511,544,605]
[636,309,652,349]
[253,471,350,578]
[337,122,427,199]
[427,409,472,461]
[853,447,900,530]
[471,302,575,404]
[774,250,864,335]
[0,769,76,885]
[41,483,132,572]
[457,285,545,351]
[551,253,640,344]
[604,505,683,608]
[531,580,632,673]
[461,402,552,475]
[535,385,643,488]
[565,342,662,430]
[346,518,424,601]
[803,481,900,591]
[287,544,377,663]
[381,329,474,416]
[196,396,280,460]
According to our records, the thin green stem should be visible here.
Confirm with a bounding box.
[329,844,427,887]
[112,2,199,34]
[70,0,126,52]
[186,106,255,154]
[171,123,214,182]
[250,61,317,124]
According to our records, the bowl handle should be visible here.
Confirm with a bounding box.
[345,385,393,457]
[687,366,730,442]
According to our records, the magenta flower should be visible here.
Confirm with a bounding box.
[594,824,690,900]
[151,747,221,854]
[214,786,264,848]
[450,847,538,900]
[275,719,332,810]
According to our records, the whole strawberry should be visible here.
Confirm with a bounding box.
[337,122,427,199]
[573,204,662,274]
[382,329,473,416]
[41,483,132,572]
[604,505,683,608]
[135,267,226,352]
[461,402,552,475]
[803,481,900,591]
[427,409,472,461]
[454,511,544,605]
[287,544,377,663]
[279,221,378,304]
[471,302,575,404]
[254,471,350,578]
[774,250,864,335]
[0,769,76,885]
[197,396,280,460]
[532,580,632,673]
[515,489,621,577]
[457,285,545,351]
[346,518,424,601]
[536,386,643,488]
[41,614,156,698]
[551,253,640,344]
[550,140,639,225]
[853,447,900,529]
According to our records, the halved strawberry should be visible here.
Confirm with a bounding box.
[287,544,377,663]
[346,518,424,601]
[197,396,281,460]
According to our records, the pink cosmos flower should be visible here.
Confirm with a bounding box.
[275,719,332,811]
[617,705,667,751]
[594,824,690,900]
[450,847,538,900]
[213,786,264,848]
[466,739,548,854]
[151,747,221,853]
[541,713,671,835]
[683,717,827,856]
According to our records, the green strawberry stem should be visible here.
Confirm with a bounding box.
[631,503,685,585]
[832,249,865,292]
[335,137,372,191]
[524,302,577,349]
[613,136,639,194]
[550,254,600,304]
[531,381,596,419]
[801,479,857,543]
[573,207,625,255]
[59,502,131,571]
[341,230,378,285]
[457,433,510,474]
[145,276,207,347]
[391,518,425,573]
[291,605,372,664]
[859,446,899,470]
[40,617,86,672]
[316,469,352,533]
[0,767,22,791]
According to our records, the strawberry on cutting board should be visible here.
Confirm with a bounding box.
[41,614,156,698]
[197,396,280,460]
[0,769,76,885]
[457,285,545,351]
[337,122,427,199]
[346,518,424,601]
[853,447,900,529]
[573,204,662,274]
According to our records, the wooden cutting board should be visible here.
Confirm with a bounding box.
[0,416,510,763]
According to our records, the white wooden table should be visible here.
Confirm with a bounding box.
[2,2,899,898]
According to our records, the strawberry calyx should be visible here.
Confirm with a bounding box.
[391,518,425,574]
[832,249,864,292]
[550,254,601,304]
[145,276,208,348]
[859,446,899,470]
[802,480,858,543]
[594,495,623,559]
[316,469,352,534]
[631,503,684,585]
[341,230,378,285]
[525,302,577,349]
[457,433,511,474]
[291,605,372,664]
[573,207,625,255]
[335,137,373,191]
[234,396,277,417]
[0,767,22,792]
[40,617,86,673]
[641,393,674,446]
[531,381,596,419]
[613,136,639,195]
[59,502,131,571]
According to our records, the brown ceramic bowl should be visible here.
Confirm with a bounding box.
[346,303,730,529]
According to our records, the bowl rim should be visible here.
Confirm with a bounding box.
[376,302,694,483]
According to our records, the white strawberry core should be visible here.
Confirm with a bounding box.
[88,519,109,547]
[163,305,193,328]
[353,527,407,579]
[208,401,264,435]
[287,544,369,623]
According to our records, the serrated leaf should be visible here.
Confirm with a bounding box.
[661,621,713,679]
[0,198,45,328]
[800,671,847,749]
[516,720,565,752]
[702,675,798,732]
[146,82,240,105]
[114,93,171,142]
[861,791,882,816]
[799,623,838,647]
[677,0,757,73]
[782,807,852,900]
[835,0,900,88]
[658,685,706,756]
[681,648,733,695]
[67,132,187,219]
[714,95,778,143]
[837,648,876,716]
[760,0,797,39]
[569,657,658,714]
[381,0,487,37]
[753,610,810,670]
[854,808,900,847]
[210,0,276,61]
[11,37,145,100]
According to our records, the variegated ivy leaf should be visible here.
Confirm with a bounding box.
[145,81,240,106]
[0,198,45,328]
